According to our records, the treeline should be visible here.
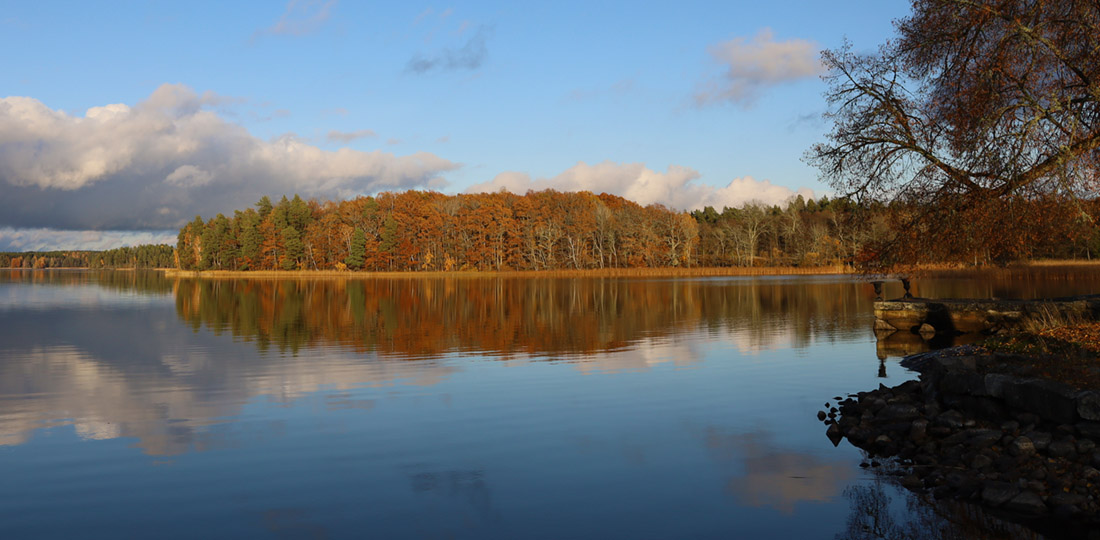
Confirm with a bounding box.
[690,195,875,267]
[176,191,700,271]
[176,190,1100,272]
[0,245,175,269]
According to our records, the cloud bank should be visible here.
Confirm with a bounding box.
[465,161,814,210]
[0,228,177,252]
[0,84,459,231]
[696,28,823,106]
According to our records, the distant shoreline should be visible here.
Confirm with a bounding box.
[157,259,1100,279]
[161,265,854,279]
[8,260,1099,279]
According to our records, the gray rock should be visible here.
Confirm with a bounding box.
[1049,439,1077,459]
[1077,390,1100,421]
[826,423,843,447]
[878,403,920,422]
[981,482,1019,507]
[909,418,928,442]
[1005,491,1048,515]
[1003,378,1079,425]
[971,454,994,470]
[968,429,1003,449]
[984,373,1015,398]
[1049,491,1087,508]
[938,356,977,371]
[1024,431,1052,451]
[900,475,923,489]
[1015,412,1041,427]
[936,410,967,429]
[941,431,970,447]
[1009,436,1036,457]
[1077,422,1100,440]
[1078,439,1097,454]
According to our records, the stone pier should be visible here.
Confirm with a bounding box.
[873,295,1100,335]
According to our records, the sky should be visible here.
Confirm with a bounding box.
[0,0,910,251]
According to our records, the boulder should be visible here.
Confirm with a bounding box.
[1078,439,1097,454]
[968,429,1004,449]
[941,370,988,396]
[1077,391,1100,421]
[1005,491,1048,515]
[1078,422,1100,439]
[878,403,921,422]
[1023,431,1052,452]
[1009,436,1036,457]
[981,482,1019,507]
[984,373,1015,399]
[1049,439,1077,459]
[1003,378,1079,425]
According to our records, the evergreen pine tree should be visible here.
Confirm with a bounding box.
[346,228,367,269]
[281,226,303,270]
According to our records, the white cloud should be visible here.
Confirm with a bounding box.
[0,227,177,252]
[0,84,460,230]
[465,161,813,211]
[164,165,213,188]
[696,28,823,106]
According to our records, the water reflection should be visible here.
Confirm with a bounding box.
[4,269,1099,538]
[0,268,173,294]
[0,306,457,454]
[172,276,873,359]
[704,429,854,513]
[835,479,1044,540]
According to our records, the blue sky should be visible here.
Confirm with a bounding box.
[0,0,909,250]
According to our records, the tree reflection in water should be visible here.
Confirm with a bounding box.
[836,479,1043,540]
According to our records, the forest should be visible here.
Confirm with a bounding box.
[0,244,175,269]
[174,189,1100,272]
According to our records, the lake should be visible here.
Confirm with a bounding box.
[1,268,1097,539]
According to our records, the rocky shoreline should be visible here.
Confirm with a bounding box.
[822,346,1100,538]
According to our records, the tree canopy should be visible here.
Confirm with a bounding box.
[809,0,1100,269]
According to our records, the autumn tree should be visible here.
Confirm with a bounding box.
[809,0,1100,269]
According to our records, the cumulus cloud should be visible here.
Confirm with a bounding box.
[0,227,177,252]
[465,161,813,211]
[326,129,376,143]
[252,0,336,41]
[0,84,460,231]
[407,25,491,74]
[695,28,823,106]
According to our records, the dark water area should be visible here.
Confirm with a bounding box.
[2,268,1099,539]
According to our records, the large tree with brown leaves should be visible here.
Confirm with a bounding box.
[809,0,1100,269]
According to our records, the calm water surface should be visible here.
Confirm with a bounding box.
[2,269,1098,539]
